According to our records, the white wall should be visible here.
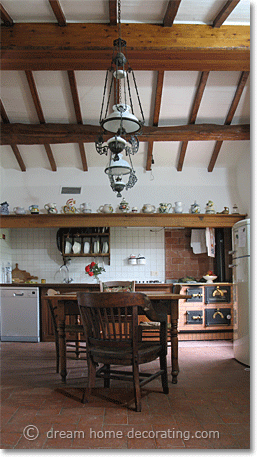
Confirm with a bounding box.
[0,163,251,284]
[0,165,249,215]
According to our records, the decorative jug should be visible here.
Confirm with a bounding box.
[98,204,113,213]
[29,205,39,214]
[174,201,183,213]
[205,200,216,214]
[80,203,92,213]
[158,203,172,213]
[119,198,130,212]
[0,202,10,215]
[44,202,58,214]
[62,198,78,213]
[190,201,201,214]
[13,206,26,215]
[142,204,156,213]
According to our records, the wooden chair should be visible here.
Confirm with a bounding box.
[99,280,135,292]
[47,289,86,373]
[139,284,181,343]
[77,292,169,412]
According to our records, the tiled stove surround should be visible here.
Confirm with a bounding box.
[7,227,165,283]
[165,228,215,280]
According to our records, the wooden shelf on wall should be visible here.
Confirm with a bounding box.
[0,213,246,229]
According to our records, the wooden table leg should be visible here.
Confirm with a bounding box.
[56,299,67,383]
[170,300,179,384]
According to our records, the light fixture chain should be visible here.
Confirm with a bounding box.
[131,69,145,125]
[118,0,121,41]
[99,70,109,123]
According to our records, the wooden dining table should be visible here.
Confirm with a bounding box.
[48,291,191,384]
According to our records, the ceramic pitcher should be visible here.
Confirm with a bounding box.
[98,204,113,213]
[142,204,156,213]
[174,202,183,213]
[44,203,58,214]
[158,203,172,213]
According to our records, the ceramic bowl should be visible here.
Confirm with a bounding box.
[203,275,217,283]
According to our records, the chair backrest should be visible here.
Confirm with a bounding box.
[99,281,135,292]
[77,292,146,351]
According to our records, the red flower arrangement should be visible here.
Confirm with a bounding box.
[85,261,105,281]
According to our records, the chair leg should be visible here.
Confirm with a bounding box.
[160,353,169,395]
[103,364,111,388]
[132,360,141,412]
[54,332,59,373]
[82,358,96,404]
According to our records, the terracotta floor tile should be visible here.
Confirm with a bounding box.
[0,341,250,450]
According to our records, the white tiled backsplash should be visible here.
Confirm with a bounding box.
[2,227,165,284]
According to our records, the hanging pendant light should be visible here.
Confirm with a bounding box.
[95,0,144,196]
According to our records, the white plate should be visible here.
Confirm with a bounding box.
[73,241,81,254]
[65,241,72,254]
[102,242,108,253]
[93,241,100,253]
[84,242,90,253]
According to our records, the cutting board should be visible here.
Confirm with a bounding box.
[12,263,38,283]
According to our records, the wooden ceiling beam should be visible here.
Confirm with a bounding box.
[0,100,26,171]
[109,0,117,26]
[67,70,88,171]
[0,3,14,26]
[177,71,210,171]
[25,70,57,171]
[163,0,181,27]
[1,23,250,71]
[146,70,164,171]
[208,71,249,172]
[1,123,250,145]
[213,0,241,28]
[48,0,66,26]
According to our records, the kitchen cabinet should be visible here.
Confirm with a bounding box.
[177,283,233,341]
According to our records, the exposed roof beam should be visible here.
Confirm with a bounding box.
[146,140,154,171]
[0,100,26,171]
[163,0,181,27]
[0,3,13,26]
[1,123,250,145]
[109,0,117,26]
[177,71,210,171]
[1,23,250,71]
[49,0,66,27]
[67,70,88,171]
[146,70,164,171]
[25,70,57,171]
[213,0,241,28]
[208,70,250,171]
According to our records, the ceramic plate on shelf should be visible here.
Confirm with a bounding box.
[93,241,100,253]
[102,241,109,253]
[84,241,90,253]
[65,241,72,254]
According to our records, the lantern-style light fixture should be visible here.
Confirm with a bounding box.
[95,0,144,197]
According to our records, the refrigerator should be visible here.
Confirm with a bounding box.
[231,218,250,366]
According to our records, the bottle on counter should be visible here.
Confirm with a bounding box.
[1,263,6,283]
[5,262,12,283]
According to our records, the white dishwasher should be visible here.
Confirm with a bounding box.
[0,287,40,342]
